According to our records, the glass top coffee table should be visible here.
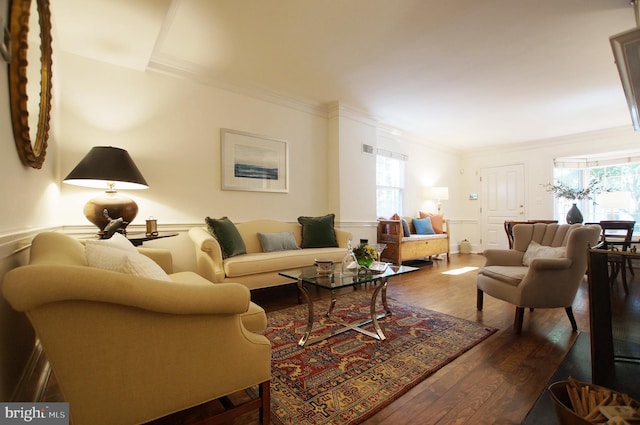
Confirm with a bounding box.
[279,264,418,346]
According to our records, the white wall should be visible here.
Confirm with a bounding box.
[56,54,466,255]
[57,53,333,226]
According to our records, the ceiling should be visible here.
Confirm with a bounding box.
[51,0,639,150]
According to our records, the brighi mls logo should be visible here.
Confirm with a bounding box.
[1,403,68,424]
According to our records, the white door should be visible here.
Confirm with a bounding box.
[480,164,526,250]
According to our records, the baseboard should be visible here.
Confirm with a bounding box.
[11,340,51,402]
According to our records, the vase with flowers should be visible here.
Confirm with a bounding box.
[542,178,608,224]
[353,243,377,268]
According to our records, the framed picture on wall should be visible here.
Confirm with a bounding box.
[221,128,289,193]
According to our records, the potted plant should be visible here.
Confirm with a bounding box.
[542,178,607,224]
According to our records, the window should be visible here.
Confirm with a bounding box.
[553,158,640,231]
[376,151,406,217]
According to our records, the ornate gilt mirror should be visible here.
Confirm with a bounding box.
[8,0,53,169]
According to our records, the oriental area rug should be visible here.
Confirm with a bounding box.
[261,291,497,425]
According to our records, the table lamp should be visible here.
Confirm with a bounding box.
[598,191,633,220]
[430,187,449,212]
[63,146,148,236]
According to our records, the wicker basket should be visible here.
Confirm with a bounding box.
[548,380,639,425]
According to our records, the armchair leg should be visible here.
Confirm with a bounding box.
[259,381,271,425]
[144,380,271,425]
[514,307,524,334]
[477,289,484,311]
[565,307,578,332]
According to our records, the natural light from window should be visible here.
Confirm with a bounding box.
[376,151,406,217]
[443,267,479,275]
[553,152,640,232]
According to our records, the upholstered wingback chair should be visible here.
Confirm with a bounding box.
[476,223,601,333]
[3,232,271,425]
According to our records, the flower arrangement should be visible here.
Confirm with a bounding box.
[353,243,377,267]
[542,178,608,202]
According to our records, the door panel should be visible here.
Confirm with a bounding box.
[481,164,525,250]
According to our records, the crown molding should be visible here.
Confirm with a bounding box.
[148,54,329,118]
[462,125,639,157]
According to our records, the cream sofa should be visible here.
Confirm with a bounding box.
[189,219,352,289]
[2,232,271,425]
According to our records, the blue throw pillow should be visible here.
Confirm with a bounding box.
[413,217,436,235]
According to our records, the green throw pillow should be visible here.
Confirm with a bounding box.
[205,216,247,259]
[297,214,338,248]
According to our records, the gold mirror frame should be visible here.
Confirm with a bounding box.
[8,0,53,169]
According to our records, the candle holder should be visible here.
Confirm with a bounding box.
[145,217,158,237]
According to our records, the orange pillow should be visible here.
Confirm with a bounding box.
[419,211,444,233]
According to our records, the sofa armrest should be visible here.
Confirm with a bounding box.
[335,228,353,248]
[137,247,173,274]
[377,220,405,242]
[529,257,572,270]
[482,249,524,266]
[188,227,226,282]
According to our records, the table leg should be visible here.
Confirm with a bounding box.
[381,278,391,315]
[296,280,314,347]
[326,291,337,318]
[370,279,390,341]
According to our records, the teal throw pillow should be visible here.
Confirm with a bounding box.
[205,216,247,259]
[297,214,338,248]
[258,231,301,252]
[413,217,436,235]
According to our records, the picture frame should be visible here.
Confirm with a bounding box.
[221,128,289,193]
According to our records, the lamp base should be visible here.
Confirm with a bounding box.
[83,191,138,236]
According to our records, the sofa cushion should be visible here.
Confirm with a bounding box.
[257,231,300,252]
[85,243,171,281]
[522,240,566,266]
[413,217,436,235]
[297,214,338,248]
[223,247,346,278]
[479,265,528,286]
[205,216,247,258]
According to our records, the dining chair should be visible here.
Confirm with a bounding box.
[599,220,635,294]
[503,220,558,249]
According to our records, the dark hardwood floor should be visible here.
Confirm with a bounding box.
[43,253,639,425]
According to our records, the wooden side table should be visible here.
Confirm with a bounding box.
[127,232,178,247]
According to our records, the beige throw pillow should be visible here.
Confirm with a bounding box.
[85,240,171,281]
[522,241,566,266]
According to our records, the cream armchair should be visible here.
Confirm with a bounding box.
[476,223,601,334]
[3,232,271,425]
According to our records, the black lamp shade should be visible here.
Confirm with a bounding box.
[63,146,149,236]
[63,146,148,190]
